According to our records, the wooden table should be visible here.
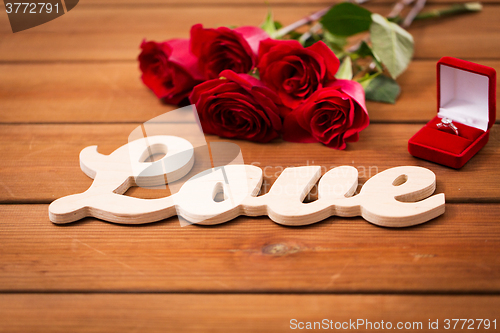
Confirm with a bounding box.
[1,0,499,331]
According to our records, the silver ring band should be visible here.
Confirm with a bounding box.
[437,118,459,135]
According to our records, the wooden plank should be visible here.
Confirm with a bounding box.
[0,203,499,292]
[0,63,182,124]
[83,0,500,4]
[0,4,498,61]
[1,60,498,124]
[0,294,499,333]
[0,124,499,203]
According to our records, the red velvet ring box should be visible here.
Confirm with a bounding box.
[408,57,496,168]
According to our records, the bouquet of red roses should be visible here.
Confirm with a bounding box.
[138,2,480,149]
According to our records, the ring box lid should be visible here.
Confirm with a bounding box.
[437,57,496,131]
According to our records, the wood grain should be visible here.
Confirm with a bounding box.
[0,203,499,292]
[0,4,498,61]
[1,60,498,124]
[0,294,499,333]
[0,62,182,124]
[0,124,498,203]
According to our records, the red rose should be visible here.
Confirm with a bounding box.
[282,80,369,150]
[189,70,285,143]
[139,39,203,105]
[190,24,269,80]
[257,39,340,109]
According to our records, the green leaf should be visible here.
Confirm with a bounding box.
[335,57,353,80]
[320,3,373,37]
[323,31,347,49]
[356,73,377,90]
[260,9,278,38]
[355,41,383,71]
[370,13,414,79]
[322,31,347,58]
[364,74,401,104]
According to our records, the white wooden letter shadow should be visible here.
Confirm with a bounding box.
[49,135,445,227]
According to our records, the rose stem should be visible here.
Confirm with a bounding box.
[412,2,482,22]
[275,0,482,40]
[388,0,415,19]
[274,0,374,39]
[274,7,331,39]
[402,0,427,27]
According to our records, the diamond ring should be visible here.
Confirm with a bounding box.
[436,118,459,135]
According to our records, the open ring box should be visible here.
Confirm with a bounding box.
[408,57,496,169]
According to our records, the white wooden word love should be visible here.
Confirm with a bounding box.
[49,135,445,227]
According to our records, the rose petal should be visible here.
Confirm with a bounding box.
[281,84,369,149]
[257,39,338,109]
[307,41,340,80]
[327,79,368,116]
[166,39,203,81]
[234,26,269,55]
[189,70,283,143]
[190,24,267,80]
[283,111,318,143]
[138,40,202,105]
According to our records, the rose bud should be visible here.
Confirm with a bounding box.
[282,80,369,150]
[189,70,286,143]
[190,24,269,80]
[257,39,340,109]
[138,39,203,105]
